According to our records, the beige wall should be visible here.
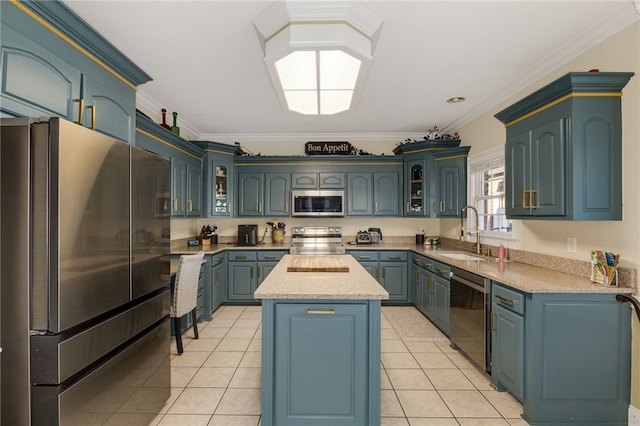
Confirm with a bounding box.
[172,21,640,410]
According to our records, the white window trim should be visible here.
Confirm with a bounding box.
[466,145,520,247]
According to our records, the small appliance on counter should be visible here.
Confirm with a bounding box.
[237,224,258,246]
[368,227,382,243]
[356,231,372,244]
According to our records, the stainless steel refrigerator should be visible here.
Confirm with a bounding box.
[1,117,171,425]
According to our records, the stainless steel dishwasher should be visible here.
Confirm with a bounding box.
[449,266,491,372]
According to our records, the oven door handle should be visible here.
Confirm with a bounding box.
[451,274,487,293]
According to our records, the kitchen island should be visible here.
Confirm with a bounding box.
[255,254,389,426]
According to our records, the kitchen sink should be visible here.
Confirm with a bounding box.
[438,252,488,261]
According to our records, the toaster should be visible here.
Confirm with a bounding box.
[356,231,372,244]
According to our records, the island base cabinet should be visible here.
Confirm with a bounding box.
[261,300,381,426]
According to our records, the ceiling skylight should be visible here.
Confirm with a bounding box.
[253,2,383,116]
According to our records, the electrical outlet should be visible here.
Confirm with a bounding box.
[567,237,577,253]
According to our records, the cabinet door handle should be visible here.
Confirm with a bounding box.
[529,189,537,209]
[388,256,401,260]
[406,202,410,213]
[258,202,262,213]
[348,202,352,213]
[235,255,247,259]
[439,201,443,212]
[285,202,288,214]
[436,268,446,274]
[250,266,254,278]
[187,199,193,212]
[522,190,529,208]
[495,294,516,304]
[173,198,178,211]
[307,309,335,315]
[422,261,431,268]
[214,257,223,262]
[414,270,419,282]
[358,255,371,259]
[264,255,276,259]
[427,278,433,292]
[375,202,378,212]
[228,202,232,214]
[73,98,85,125]
[257,266,261,277]
[381,266,385,278]
[490,312,496,331]
[86,105,96,130]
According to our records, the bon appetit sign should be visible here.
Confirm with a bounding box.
[305,142,352,155]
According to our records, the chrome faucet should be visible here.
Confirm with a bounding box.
[461,205,481,254]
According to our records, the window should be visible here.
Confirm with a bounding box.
[467,145,518,243]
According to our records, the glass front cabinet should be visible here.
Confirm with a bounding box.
[194,141,237,217]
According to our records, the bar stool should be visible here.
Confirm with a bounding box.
[171,252,204,355]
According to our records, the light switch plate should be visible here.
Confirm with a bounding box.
[566,237,577,253]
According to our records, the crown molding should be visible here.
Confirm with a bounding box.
[136,90,200,140]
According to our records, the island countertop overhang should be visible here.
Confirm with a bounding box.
[254,254,389,300]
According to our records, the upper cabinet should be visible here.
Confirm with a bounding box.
[136,112,205,217]
[291,172,345,189]
[193,141,237,217]
[0,1,151,144]
[394,140,470,218]
[434,147,470,217]
[495,72,634,220]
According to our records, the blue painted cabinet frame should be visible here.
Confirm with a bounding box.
[261,299,381,426]
[496,72,634,220]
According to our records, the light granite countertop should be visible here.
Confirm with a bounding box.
[171,242,635,295]
[254,254,389,300]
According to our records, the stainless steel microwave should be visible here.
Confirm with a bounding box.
[291,190,345,217]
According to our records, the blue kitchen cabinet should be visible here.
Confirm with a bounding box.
[347,173,373,216]
[209,253,226,315]
[291,172,345,189]
[373,172,401,216]
[491,282,525,401]
[227,250,286,303]
[135,113,205,218]
[237,173,263,216]
[0,1,149,143]
[261,299,381,426]
[347,172,401,217]
[490,281,632,425]
[404,157,430,216]
[237,172,289,217]
[410,253,449,335]
[192,141,237,218]
[496,72,634,220]
[434,147,470,217]
[186,159,202,217]
[170,155,202,217]
[350,251,409,304]
[265,173,291,216]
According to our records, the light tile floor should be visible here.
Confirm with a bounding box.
[145,305,531,425]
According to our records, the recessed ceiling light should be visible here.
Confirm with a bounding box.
[446,97,466,103]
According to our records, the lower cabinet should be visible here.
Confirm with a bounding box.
[491,281,632,425]
[410,253,450,336]
[491,283,525,401]
[207,253,226,317]
[261,299,381,426]
[349,250,409,304]
[227,250,286,303]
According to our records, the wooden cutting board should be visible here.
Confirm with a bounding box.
[287,255,349,272]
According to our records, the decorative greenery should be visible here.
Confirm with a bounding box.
[402,126,460,144]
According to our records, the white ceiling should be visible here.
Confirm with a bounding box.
[64,1,639,143]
